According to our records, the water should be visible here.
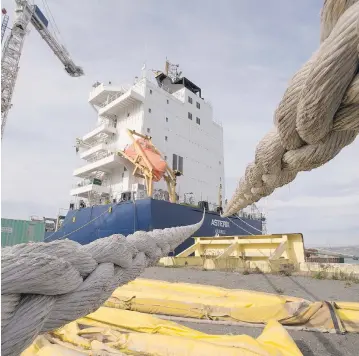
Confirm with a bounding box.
[344,258,359,264]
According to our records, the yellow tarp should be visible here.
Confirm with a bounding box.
[334,302,359,333]
[22,278,359,355]
[23,307,302,356]
[105,278,359,333]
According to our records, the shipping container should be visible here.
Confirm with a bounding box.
[1,218,45,247]
[33,5,49,28]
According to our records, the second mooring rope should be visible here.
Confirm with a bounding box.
[223,0,359,217]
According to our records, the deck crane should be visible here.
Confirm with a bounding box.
[1,0,84,139]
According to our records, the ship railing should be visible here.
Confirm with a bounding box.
[76,138,92,149]
[96,84,131,108]
[79,120,117,147]
[76,138,115,153]
[72,179,96,189]
[143,76,182,98]
[237,211,265,221]
[99,135,116,146]
[131,79,146,96]
[98,117,116,128]
[77,142,116,159]
[98,91,123,108]
[72,178,111,189]
[84,151,114,163]
[81,133,117,149]
[99,117,110,125]
[140,72,215,107]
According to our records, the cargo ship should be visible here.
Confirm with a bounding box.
[44,60,265,252]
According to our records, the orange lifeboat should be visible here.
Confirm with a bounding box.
[124,138,167,182]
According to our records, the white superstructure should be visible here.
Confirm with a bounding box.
[71,62,225,209]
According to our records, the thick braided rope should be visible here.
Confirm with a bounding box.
[1,215,204,356]
[223,0,359,217]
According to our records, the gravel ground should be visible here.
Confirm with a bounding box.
[141,267,359,356]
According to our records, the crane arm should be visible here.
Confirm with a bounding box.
[1,8,9,42]
[30,5,83,77]
[1,0,83,139]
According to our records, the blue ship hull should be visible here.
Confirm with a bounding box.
[45,199,263,255]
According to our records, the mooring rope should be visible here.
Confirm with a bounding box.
[1,215,204,356]
[223,0,359,217]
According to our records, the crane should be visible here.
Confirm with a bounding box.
[118,129,182,203]
[1,8,9,42]
[1,0,84,139]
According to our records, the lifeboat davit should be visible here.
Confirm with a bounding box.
[124,138,167,182]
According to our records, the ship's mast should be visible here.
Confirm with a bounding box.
[164,58,182,82]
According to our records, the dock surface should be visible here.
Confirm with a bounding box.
[142,267,359,356]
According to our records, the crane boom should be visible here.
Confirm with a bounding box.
[1,0,84,139]
[30,5,84,77]
[1,8,9,42]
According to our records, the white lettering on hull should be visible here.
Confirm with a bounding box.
[210,219,230,228]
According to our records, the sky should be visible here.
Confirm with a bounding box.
[1,0,358,246]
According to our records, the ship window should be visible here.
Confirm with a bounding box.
[188,96,193,104]
[165,136,168,141]
[178,156,183,173]
[166,117,168,122]
[164,155,167,160]
[196,102,200,109]
[219,161,221,165]
[127,113,130,117]
[172,154,183,172]
[147,128,150,133]
[148,108,152,113]
[150,89,152,94]
[124,166,127,171]
[167,99,169,104]
[188,112,192,120]
[172,154,177,170]
[196,117,200,125]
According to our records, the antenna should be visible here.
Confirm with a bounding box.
[165,58,181,82]
[141,62,146,79]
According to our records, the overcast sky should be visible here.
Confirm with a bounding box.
[1,0,358,246]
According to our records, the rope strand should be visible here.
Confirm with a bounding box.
[223,0,359,217]
[1,214,204,356]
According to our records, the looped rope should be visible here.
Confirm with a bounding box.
[223,0,359,217]
[1,215,204,356]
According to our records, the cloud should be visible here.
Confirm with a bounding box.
[1,0,358,246]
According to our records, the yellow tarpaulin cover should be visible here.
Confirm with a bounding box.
[334,302,359,333]
[105,278,359,333]
[22,278,359,355]
[22,308,302,356]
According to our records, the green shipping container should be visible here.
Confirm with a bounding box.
[1,218,45,247]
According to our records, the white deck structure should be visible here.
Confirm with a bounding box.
[71,64,225,209]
